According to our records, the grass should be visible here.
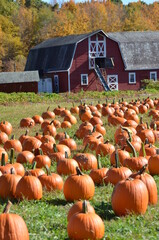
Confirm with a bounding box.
[0,90,159,239]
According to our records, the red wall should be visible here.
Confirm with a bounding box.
[70,37,104,93]
[0,82,38,93]
[45,72,68,93]
[106,37,159,90]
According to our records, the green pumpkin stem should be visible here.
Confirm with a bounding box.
[126,139,137,157]
[3,201,12,213]
[76,167,83,175]
[82,200,88,214]
[10,148,15,164]
[38,148,43,155]
[97,154,102,169]
[11,135,15,140]
[32,161,37,169]
[115,149,120,168]
[121,126,132,142]
[1,153,6,166]
[45,165,52,176]
[53,144,58,153]
[141,142,146,157]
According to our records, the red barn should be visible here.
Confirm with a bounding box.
[25,30,159,93]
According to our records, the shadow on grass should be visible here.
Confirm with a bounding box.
[45,198,68,206]
[94,201,116,220]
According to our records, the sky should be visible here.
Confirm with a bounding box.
[42,0,156,5]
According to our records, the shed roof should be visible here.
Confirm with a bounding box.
[107,31,159,70]
[0,71,39,84]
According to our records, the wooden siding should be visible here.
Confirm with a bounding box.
[106,37,159,90]
[0,82,38,93]
[70,33,105,93]
[45,72,68,93]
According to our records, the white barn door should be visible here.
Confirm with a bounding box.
[107,75,118,90]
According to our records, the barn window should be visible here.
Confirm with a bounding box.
[129,73,136,84]
[81,74,88,85]
[150,72,157,81]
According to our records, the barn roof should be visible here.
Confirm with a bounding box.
[107,31,159,70]
[0,71,39,84]
[25,30,159,73]
[25,30,105,73]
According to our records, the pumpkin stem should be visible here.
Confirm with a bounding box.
[140,116,143,124]
[82,143,89,153]
[145,138,149,145]
[25,129,29,136]
[76,167,83,175]
[32,161,37,169]
[38,148,43,156]
[122,97,124,102]
[64,132,69,139]
[45,165,51,176]
[141,142,146,157]
[65,151,68,158]
[146,122,150,129]
[10,148,15,164]
[3,201,12,214]
[137,164,148,175]
[92,126,96,133]
[53,144,58,153]
[153,123,157,131]
[156,149,159,155]
[47,106,50,111]
[126,139,137,157]
[82,200,88,214]
[11,135,15,140]
[1,153,6,166]
[115,149,120,168]
[10,167,15,175]
[97,154,102,169]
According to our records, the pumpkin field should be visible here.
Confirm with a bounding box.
[0,90,159,240]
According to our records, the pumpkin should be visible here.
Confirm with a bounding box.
[55,132,70,142]
[27,162,45,177]
[43,121,57,136]
[16,172,42,200]
[38,166,63,192]
[63,167,95,201]
[33,148,51,168]
[67,200,95,222]
[42,106,55,119]
[61,121,72,129]
[16,151,35,164]
[73,152,97,171]
[105,149,132,186]
[96,140,115,157]
[64,115,77,125]
[0,168,21,199]
[32,115,44,124]
[20,117,35,128]
[123,139,148,171]
[148,150,159,175]
[0,201,29,240]
[19,130,29,145]
[0,121,12,135]
[130,165,157,205]
[4,135,22,153]
[111,178,149,216]
[89,155,108,185]
[70,104,79,114]
[57,153,79,175]
[53,106,65,116]
[0,131,8,144]
[59,138,77,151]
[110,148,130,166]
[22,137,42,152]
[41,134,55,144]
[67,200,105,240]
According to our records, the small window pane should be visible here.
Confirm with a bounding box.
[129,73,136,84]
[81,74,88,85]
